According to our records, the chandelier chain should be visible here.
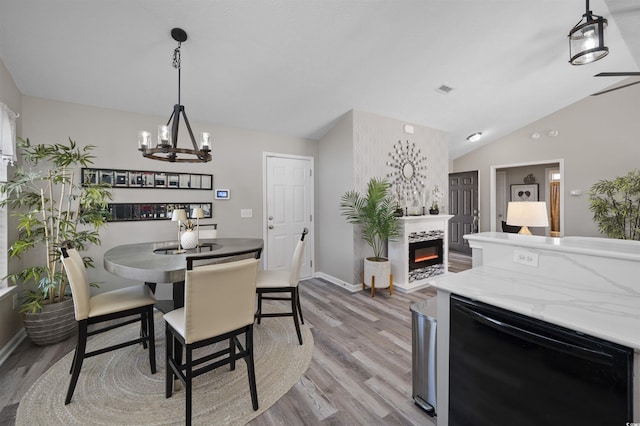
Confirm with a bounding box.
[172,45,181,69]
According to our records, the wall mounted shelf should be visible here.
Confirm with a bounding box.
[82,168,212,190]
[107,202,212,222]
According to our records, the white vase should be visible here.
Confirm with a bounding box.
[180,230,198,250]
[363,257,392,297]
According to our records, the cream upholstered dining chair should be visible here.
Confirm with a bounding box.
[164,257,260,425]
[60,247,157,405]
[255,228,308,345]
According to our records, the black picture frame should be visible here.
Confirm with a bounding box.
[510,184,539,202]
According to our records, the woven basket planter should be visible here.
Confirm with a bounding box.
[23,297,76,346]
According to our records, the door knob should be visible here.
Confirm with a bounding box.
[268,225,274,229]
[268,216,273,220]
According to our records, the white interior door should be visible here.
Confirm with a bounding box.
[264,154,313,277]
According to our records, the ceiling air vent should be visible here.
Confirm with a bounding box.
[436,84,454,94]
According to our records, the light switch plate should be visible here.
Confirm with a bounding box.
[240,209,253,218]
[513,250,539,267]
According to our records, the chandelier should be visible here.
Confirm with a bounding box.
[568,0,608,66]
[138,28,212,163]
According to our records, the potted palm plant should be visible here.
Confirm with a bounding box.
[0,138,111,345]
[340,177,400,295]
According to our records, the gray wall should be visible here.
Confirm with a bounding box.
[316,111,354,284]
[453,80,640,237]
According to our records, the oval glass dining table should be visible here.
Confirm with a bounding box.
[104,238,263,312]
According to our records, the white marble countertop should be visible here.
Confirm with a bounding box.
[466,232,640,262]
[430,264,640,350]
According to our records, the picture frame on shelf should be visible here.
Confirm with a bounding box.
[99,170,114,185]
[114,170,128,187]
[511,183,539,202]
[168,174,180,188]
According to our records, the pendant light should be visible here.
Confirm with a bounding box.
[138,28,212,163]
[568,0,608,65]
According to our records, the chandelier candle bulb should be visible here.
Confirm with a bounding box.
[200,132,211,150]
[138,131,150,150]
[158,125,171,148]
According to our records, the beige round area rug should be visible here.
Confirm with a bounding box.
[17,313,313,425]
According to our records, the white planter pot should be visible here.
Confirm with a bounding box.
[363,257,392,297]
[181,230,198,250]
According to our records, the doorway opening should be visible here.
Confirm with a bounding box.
[491,159,564,237]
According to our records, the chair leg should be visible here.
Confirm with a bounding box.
[256,292,263,324]
[185,346,193,426]
[295,287,304,325]
[69,340,79,374]
[66,320,87,405]
[147,307,156,374]
[140,311,148,349]
[291,289,303,345]
[165,326,174,398]
[245,325,259,411]
[230,336,236,371]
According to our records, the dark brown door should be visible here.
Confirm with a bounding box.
[449,171,478,254]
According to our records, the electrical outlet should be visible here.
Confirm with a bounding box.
[513,250,539,267]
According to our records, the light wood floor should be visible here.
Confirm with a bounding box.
[0,253,471,425]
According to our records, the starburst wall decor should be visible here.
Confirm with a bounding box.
[386,140,428,196]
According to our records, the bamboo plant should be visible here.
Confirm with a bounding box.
[0,138,111,312]
[589,169,640,240]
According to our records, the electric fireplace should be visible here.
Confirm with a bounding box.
[388,215,453,291]
[409,239,443,271]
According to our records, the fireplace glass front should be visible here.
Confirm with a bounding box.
[409,239,443,271]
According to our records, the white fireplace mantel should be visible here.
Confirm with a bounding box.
[388,215,453,292]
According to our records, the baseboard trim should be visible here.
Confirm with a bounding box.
[313,272,361,293]
[0,328,26,368]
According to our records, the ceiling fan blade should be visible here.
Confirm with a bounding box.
[595,72,640,77]
[591,80,640,96]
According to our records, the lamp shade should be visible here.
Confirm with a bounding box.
[506,202,549,235]
[192,207,205,219]
[171,208,187,222]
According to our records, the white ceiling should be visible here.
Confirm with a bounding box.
[0,0,638,159]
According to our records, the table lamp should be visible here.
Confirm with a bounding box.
[506,201,549,235]
[171,208,188,253]
[192,207,205,246]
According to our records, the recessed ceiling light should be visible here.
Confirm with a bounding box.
[467,132,482,142]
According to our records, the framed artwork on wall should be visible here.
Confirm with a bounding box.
[511,183,539,202]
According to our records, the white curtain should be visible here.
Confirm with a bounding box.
[0,102,18,166]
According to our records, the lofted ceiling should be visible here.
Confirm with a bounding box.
[0,0,638,159]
